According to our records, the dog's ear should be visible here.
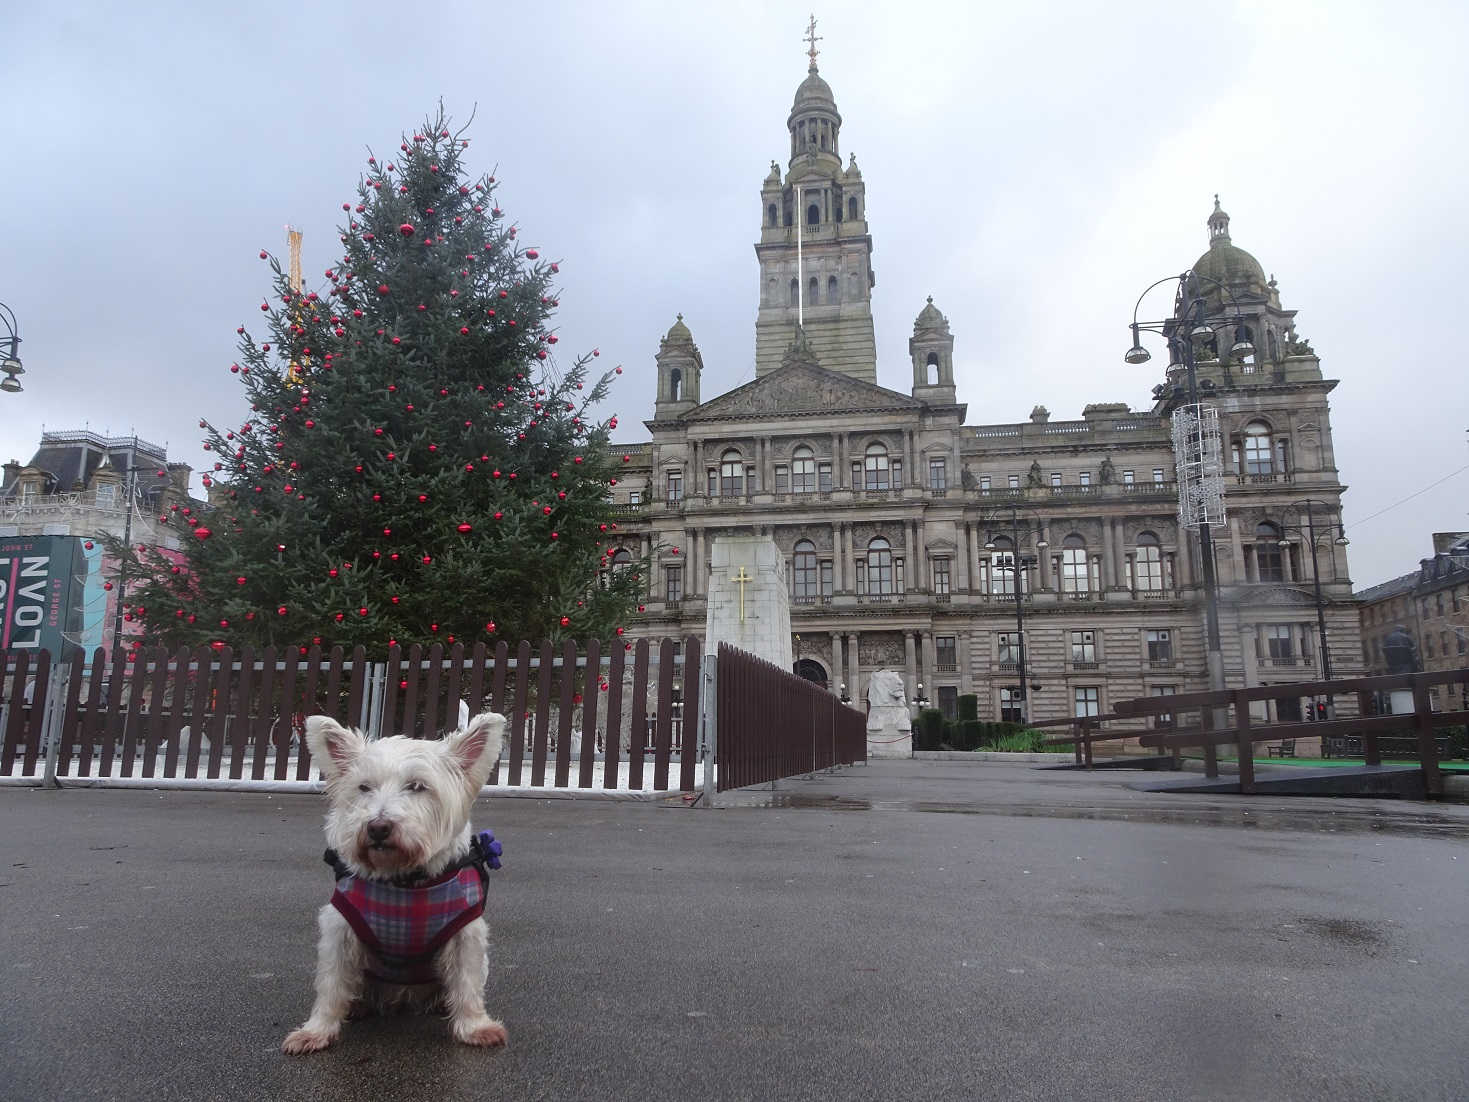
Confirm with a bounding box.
[305,716,367,779]
[443,711,506,790]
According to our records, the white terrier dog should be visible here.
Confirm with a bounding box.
[282,711,508,1054]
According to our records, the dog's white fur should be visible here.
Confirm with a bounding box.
[281,710,508,1054]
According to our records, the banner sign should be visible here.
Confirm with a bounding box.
[0,535,85,658]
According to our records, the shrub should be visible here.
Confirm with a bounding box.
[958,694,979,722]
[914,708,946,751]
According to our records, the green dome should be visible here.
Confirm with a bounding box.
[1189,197,1267,302]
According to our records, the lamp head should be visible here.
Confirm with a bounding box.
[0,375,20,394]
[983,538,997,552]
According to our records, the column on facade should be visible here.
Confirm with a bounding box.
[957,631,972,689]
[1228,517,1247,585]
[830,632,843,694]
[904,429,916,486]
[1282,540,1296,583]
[904,632,917,702]
[847,632,860,705]
[692,441,703,492]
[834,522,846,591]
[1037,521,1053,591]
[686,529,699,596]
[835,433,846,488]
[921,632,936,693]
[1099,518,1117,590]
[1113,518,1127,589]
[958,522,971,592]
[1177,532,1194,587]
[641,536,653,599]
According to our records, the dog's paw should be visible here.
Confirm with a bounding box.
[452,1016,508,1047]
[282,1026,338,1054]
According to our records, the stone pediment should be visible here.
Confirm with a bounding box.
[686,363,919,422]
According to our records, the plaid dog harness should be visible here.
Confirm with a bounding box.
[325,831,503,986]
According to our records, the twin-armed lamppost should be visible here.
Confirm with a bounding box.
[1276,498,1350,686]
[1125,273,1255,692]
[0,303,24,393]
[980,502,1047,723]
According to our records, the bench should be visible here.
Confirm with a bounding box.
[1267,739,1296,758]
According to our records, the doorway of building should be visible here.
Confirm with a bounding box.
[794,659,828,688]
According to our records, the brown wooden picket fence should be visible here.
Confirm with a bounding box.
[713,642,866,791]
[0,638,700,792]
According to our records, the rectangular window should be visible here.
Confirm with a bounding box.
[895,559,905,595]
[1050,472,1062,488]
[928,458,947,490]
[938,686,959,721]
[1146,629,1172,664]
[997,631,1022,665]
[774,465,790,494]
[892,460,903,488]
[932,558,951,596]
[1151,685,1176,728]
[1070,630,1097,665]
[1262,624,1294,660]
[1008,474,1020,489]
[820,560,833,598]
[1074,687,1101,718]
[746,465,757,493]
[1079,471,1091,486]
[707,468,718,495]
[1122,470,1134,484]
[817,462,833,492]
[999,687,1023,723]
[665,471,683,502]
[628,491,641,506]
[665,566,683,603]
[979,475,991,491]
[94,482,117,507]
[852,461,863,489]
[1153,468,1165,484]
[1458,630,1466,656]
[936,635,957,671]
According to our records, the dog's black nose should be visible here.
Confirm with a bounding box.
[366,820,394,843]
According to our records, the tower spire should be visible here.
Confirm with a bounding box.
[804,13,822,72]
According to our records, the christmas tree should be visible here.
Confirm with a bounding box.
[110,105,645,653]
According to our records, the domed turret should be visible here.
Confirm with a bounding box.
[1189,196,1269,306]
[910,297,956,403]
[654,313,702,419]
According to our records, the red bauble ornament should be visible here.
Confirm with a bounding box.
[377,284,390,295]
[259,250,268,259]
[493,512,503,520]
[457,523,472,534]
[278,606,288,616]
[526,249,539,259]
[560,617,569,627]
[84,541,94,550]
[194,527,213,540]
[103,581,113,591]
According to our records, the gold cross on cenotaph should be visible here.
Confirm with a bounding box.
[733,565,753,623]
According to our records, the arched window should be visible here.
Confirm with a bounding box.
[807,203,820,226]
[827,275,839,304]
[808,276,818,304]
[925,350,940,385]
[864,442,890,490]
[1061,534,1089,594]
[720,449,744,498]
[792,445,816,493]
[866,537,894,595]
[1236,324,1256,368]
[988,535,1016,596]
[669,367,682,401]
[793,540,819,602]
[768,203,778,227]
[848,197,858,220]
[819,131,827,151]
[1135,531,1163,592]
[1255,521,1284,582]
[789,279,799,307]
[610,548,632,572]
[1243,421,1273,475]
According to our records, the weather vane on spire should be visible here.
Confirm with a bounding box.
[804,14,822,71]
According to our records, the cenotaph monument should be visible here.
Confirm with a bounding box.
[865,669,913,758]
[704,535,793,671]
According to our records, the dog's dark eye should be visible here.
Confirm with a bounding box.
[357,783,372,793]
[405,780,428,793]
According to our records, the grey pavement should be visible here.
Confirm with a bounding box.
[4,761,1469,1102]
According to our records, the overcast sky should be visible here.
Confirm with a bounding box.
[4,0,1465,589]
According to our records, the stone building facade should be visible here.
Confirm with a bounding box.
[1,431,203,654]
[1358,533,1469,710]
[608,53,1364,724]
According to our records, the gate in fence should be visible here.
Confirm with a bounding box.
[2,639,864,797]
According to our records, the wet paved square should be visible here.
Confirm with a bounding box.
[4,761,1468,1101]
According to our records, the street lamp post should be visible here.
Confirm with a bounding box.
[1276,499,1350,689]
[1125,273,1255,694]
[981,503,1048,724]
[0,303,24,393]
